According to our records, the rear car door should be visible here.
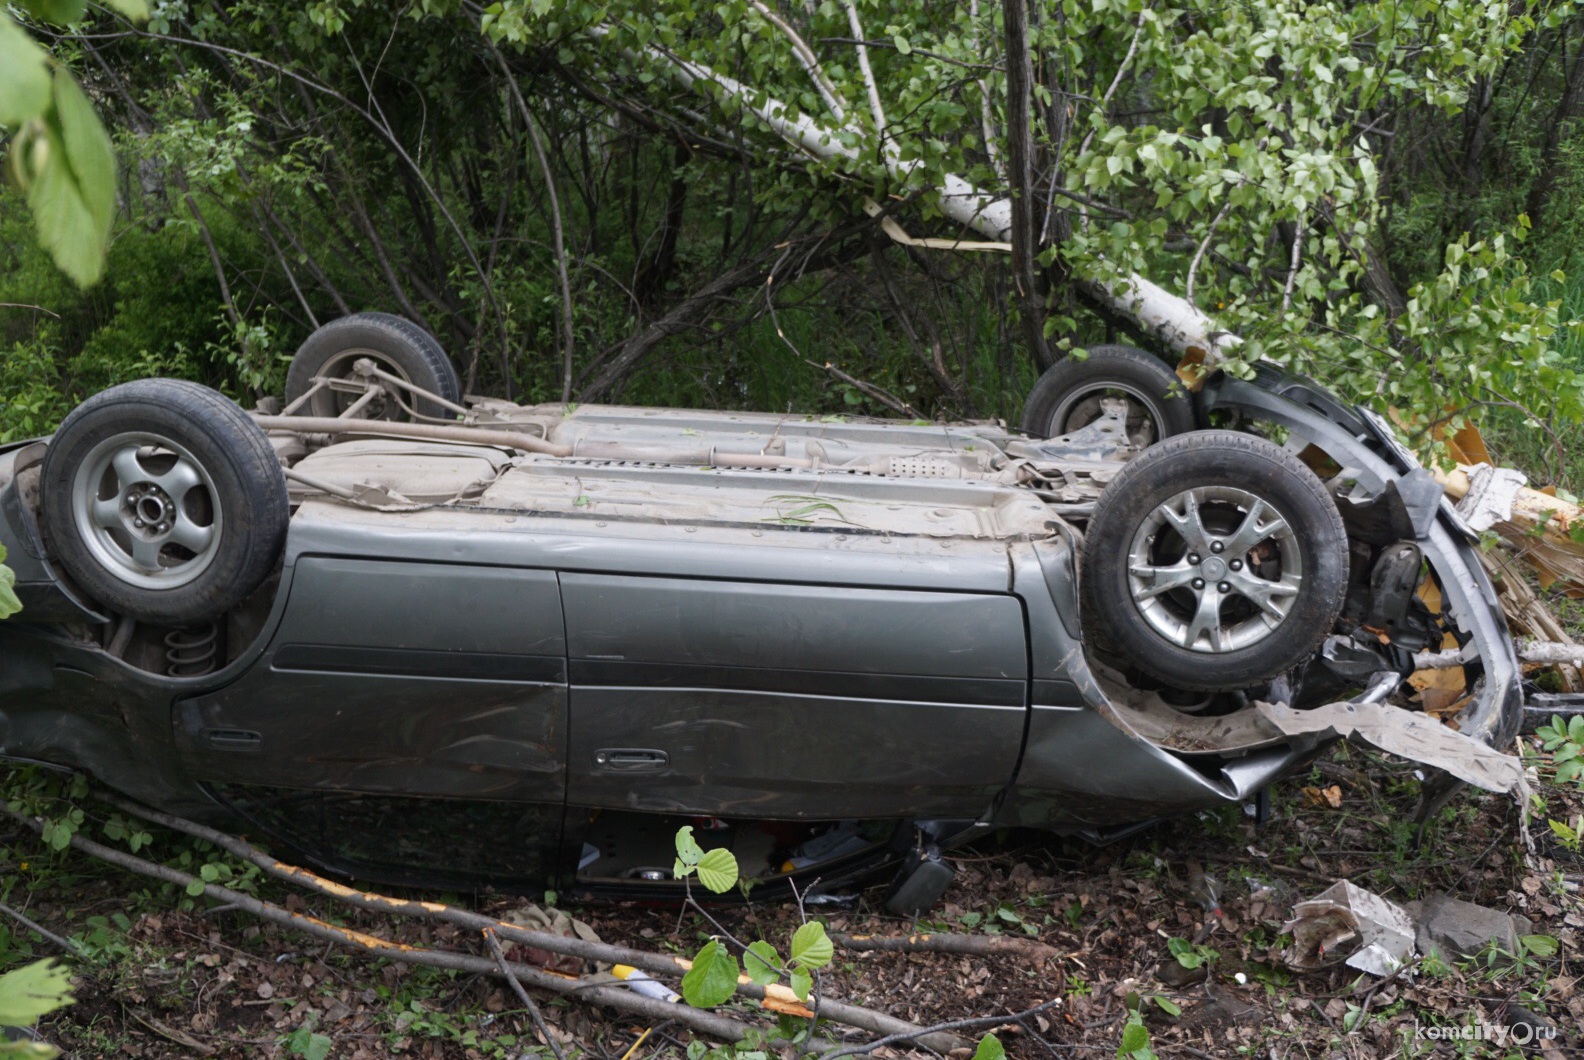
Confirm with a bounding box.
[561,574,1028,819]
[174,557,567,800]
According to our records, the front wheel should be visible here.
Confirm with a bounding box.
[40,379,289,624]
[1079,430,1347,692]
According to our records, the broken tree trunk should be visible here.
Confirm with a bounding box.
[598,28,1243,367]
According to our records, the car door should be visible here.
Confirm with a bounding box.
[174,556,567,802]
[561,573,1028,819]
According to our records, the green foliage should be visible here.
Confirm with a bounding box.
[680,939,740,1009]
[1116,1010,1157,1060]
[0,545,20,620]
[671,830,834,1007]
[0,0,148,286]
[1166,937,1217,971]
[972,1034,1005,1060]
[0,959,75,1059]
[672,825,740,893]
[1537,715,1584,786]
[284,1018,333,1060]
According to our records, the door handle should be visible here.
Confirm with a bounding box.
[592,748,669,772]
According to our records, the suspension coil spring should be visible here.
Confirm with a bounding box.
[165,623,218,677]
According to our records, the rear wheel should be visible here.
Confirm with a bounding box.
[1080,430,1347,691]
[285,312,461,421]
[40,379,289,624]
[1021,345,1194,448]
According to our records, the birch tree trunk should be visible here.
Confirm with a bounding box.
[602,28,1245,369]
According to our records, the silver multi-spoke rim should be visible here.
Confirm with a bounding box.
[72,432,222,590]
[1126,486,1303,654]
[311,348,415,419]
[1051,383,1163,448]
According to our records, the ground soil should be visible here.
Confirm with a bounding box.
[3,741,1582,1060]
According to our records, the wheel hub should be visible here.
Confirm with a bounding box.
[125,484,176,536]
[1125,485,1304,654]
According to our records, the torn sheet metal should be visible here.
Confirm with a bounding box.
[1283,880,1416,976]
[1255,699,1524,793]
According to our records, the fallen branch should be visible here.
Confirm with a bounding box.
[484,927,569,1060]
[95,792,970,1052]
[815,998,1065,1060]
[833,931,1064,965]
[3,805,756,1043]
[0,901,86,958]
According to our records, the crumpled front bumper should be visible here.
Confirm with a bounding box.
[1201,364,1525,766]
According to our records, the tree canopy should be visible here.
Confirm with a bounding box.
[1,0,1583,473]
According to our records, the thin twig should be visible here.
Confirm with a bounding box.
[484,927,568,1060]
[1281,218,1307,314]
[843,2,887,132]
[490,38,577,401]
[748,1,847,120]
[0,303,62,318]
[0,901,86,957]
[1077,7,1147,162]
[816,998,1065,1060]
[1185,199,1233,304]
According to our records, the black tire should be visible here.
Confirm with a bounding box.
[1020,345,1195,447]
[40,379,289,625]
[1080,430,1347,691]
[285,312,461,421]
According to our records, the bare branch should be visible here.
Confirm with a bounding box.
[842,1,887,131]
[1186,198,1233,305]
[490,38,578,401]
[483,928,569,1060]
[1281,218,1307,314]
[748,0,848,121]
[1077,7,1147,160]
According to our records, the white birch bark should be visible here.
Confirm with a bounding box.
[601,29,1244,365]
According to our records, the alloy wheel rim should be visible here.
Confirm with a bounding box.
[72,432,223,590]
[1125,485,1303,654]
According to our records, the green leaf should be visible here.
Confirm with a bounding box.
[22,70,116,287]
[100,0,149,18]
[17,0,89,24]
[1153,995,1182,1016]
[51,71,114,237]
[1568,715,1584,745]
[680,940,739,1009]
[0,16,52,129]
[1118,1020,1150,1054]
[743,941,782,986]
[0,960,75,1026]
[971,1034,1005,1060]
[0,545,21,619]
[789,967,812,1001]
[674,825,703,871]
[790,921,833,969]
[892,34,911,55]
[695,847,739,894]
[1520,934,1558,958]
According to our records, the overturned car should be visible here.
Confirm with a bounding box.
[0,314,1525,906]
